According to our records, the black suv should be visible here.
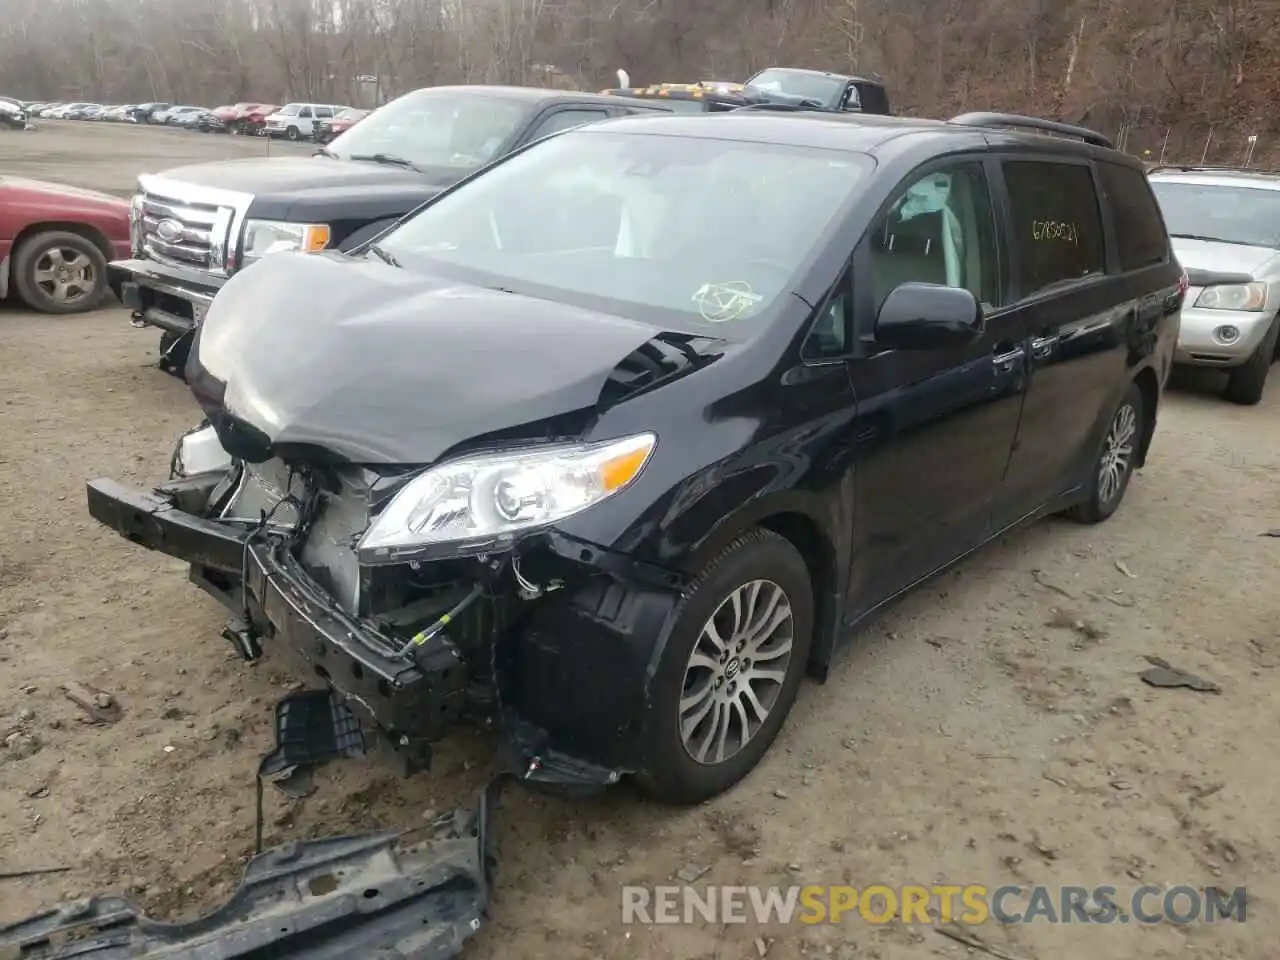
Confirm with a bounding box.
[87,109,1183,805]
[108,85,674,375]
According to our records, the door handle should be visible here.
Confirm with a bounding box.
[1031,333,1060,359]
[991,345,1025,372]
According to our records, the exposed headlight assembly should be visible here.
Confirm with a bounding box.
[358,433,657,562]
[1194,281,1267,312]
[240,219,331,265]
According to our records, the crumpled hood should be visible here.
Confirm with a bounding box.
[1171,237,1280,278]
[188,252,667,464]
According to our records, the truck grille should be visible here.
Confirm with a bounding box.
[134,176,252,276]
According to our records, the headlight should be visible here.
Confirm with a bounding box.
[1194,281,1267,312]
[239,219,331,265]
[358,432,657,561]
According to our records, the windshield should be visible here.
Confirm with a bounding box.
[327,89,532,170]
[1150,180,1280,250]
[376,129,871,335]
[335,108,364,121]
[746,69,845,106]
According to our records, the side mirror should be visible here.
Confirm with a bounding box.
[874,282,984,349]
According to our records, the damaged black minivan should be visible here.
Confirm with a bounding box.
[88,110,1181,803]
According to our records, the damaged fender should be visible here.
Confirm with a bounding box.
[0,780,501,960]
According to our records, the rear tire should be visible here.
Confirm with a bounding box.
[638,529,813,805]
[1065,381,1144,525]
[1223,319,1278,406]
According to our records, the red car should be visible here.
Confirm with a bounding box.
[0,177,131,314]
[233,103,279,136]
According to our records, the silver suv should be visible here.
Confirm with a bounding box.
[1147,166,1280,405]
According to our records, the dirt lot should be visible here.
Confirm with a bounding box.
[2,122,1278,960]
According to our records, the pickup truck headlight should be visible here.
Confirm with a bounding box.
[358,433,657,561]
[240,220,331,265]
[1194,281,1267,312]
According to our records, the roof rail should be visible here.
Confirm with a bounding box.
[948,112,1113,149]
[1147,163,1280,177]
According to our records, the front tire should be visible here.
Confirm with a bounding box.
[1065,381,1144,524]
[1223,318,1278,406]
[12,230,108,314]
[639,529,813,805]
[286,125,300,141]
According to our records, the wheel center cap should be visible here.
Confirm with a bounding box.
[724,657,742,680]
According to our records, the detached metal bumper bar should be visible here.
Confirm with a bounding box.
[0,780,500,959]
[86,478,246,572]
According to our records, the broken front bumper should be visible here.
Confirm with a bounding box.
[86,477,682,782]
[0,781,499,959]
[87,478,469,766]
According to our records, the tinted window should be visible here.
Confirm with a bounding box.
[1097,162,1168,270]
[379,131,872,337]
[314,106,333,118]
[298,106,313,118]
[1149,180,1280,250]
[530,108,610,139]
[1003,161,1106,297]
[868,162,1001,312]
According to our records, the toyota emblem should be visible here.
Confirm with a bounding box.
[155,219,183,243]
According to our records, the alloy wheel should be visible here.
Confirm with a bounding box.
[1098,401,1137,505]
[679,579,795,766]
[33,246,96,307]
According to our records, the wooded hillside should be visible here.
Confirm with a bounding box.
[2,0,1277,164]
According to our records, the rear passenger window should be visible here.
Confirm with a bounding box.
[1002,161,1106,298]
[1097,162,1169,270]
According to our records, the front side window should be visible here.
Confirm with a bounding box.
[528,109,610,140]
[328,89,533,171]
[867,162,1001,312]
[1002,160,1106,298]
[1148,179,1280,250]
[377,130,872,336]
[298,106,313,118]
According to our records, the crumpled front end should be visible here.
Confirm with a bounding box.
[87,419,690,785]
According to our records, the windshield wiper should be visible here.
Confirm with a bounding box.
[1169,233,1232,244]
[367,243,401,267]
[349,152,422,172]
[314,146,338,158]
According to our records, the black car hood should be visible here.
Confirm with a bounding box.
[160,155,461,195]
[187,252,670,464]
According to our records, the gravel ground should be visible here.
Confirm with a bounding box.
[1,122,1277,960]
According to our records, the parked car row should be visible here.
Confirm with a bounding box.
[11,98,364,138]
